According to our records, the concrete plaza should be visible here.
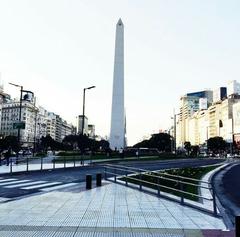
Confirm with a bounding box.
[0,176,233,237]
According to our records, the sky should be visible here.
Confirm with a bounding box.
[0,0,240,145]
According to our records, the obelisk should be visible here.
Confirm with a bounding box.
[109,19,126,150]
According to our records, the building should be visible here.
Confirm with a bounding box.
[109,19,126,150]
[178,90,213,146]
[227,80,240,96]
[77,115,88,135]
[213,87,227,103]
[88,124,95,138]
[61,120,73,141]
[233,102,240,149]
[0,99,38,147]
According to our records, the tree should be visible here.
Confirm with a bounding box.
[207,136,226,154]
[62,135,79,149]
[133,133,172,152]
[77,134,91,153]
[191,145,200,157]
[41,135,55,151]
[0,136,18,152]
[184,142,191,156]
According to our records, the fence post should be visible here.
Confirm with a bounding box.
[139,172,142,191]
[114,168,116,182]
[40,156,43,170]
[125,171,128,186]
[73,156,76,168]
[10,158,12,174]
[53,158,55,169]
[212,187,217,216]
[236,216,240,237]
[96,173,102,186]
[86,174,92,189]
[104,167,107,180]
[180,181,184,205]
[64,157,66,169]
[26,157,29,172]
[157,176,160,196]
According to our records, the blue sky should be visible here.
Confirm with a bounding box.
[0,0,240,145]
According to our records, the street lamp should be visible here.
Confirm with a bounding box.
[9,83,23,157]
[81,86,96,135]
[9,83,34,161]
[171,110,180,155]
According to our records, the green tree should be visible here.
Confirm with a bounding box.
[207,136,226,154]
[191,145,200,157]
[0,136,18,152]
[133,133,172,152]
[184,142,191,156]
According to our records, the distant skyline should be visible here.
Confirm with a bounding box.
[0,0,240,145]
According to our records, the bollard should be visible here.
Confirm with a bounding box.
[10,158,12,174]
[86,174,92,189]
[96,173,102,187]
[40,156,43,170]
[64,157,66,169]
[236,216,240,237]
[26,157,29,172]
[180,182,184,204]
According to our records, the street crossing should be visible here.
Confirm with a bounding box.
[0,177,79,194]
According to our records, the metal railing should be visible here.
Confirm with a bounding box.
[0,156,88,174]
[104,164,218,216]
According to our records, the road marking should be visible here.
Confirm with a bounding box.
[5,181,47,188]
[0,180,30,186]
[22,182,62,190]
[0,178,17,183]
[40,183,78,192]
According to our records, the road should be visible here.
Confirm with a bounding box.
[0,158,224,202]
[212,161,240,227]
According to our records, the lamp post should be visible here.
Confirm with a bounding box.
[9,83,34,161]
[81,86,96,135]
[9,83,23,151]
[171,110,180,155]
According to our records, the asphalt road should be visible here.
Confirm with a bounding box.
[212,161,240,228]
[222,164,240,207]
[0,158,224,202]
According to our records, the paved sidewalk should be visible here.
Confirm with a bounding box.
[0,159,89,174]
[0,180,233,236]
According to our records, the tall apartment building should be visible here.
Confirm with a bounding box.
[61,120,73,141]
[0,100,38,147]
[46,112,74,143]
[77,115,88,135]
[227,80,240,96]
[178,90,213,146]
[88,124,95,138]
[178,95,240,147]
[213,87,227,103]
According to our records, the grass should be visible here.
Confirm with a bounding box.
[52,154,189,163]
[120,165,220,201]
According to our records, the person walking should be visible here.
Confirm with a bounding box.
[5,147,11,166]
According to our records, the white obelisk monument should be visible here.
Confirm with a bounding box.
[109,19,126,150]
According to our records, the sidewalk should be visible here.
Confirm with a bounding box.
[0,179,233,237]
[0,157,90,174]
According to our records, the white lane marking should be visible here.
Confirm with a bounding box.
[22,182,62,190]
[40,183,78,192]
[0,178,17,183]
[0,180,30,186]
[5,181,47,188]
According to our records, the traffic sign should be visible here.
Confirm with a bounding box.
[13,122,25,129]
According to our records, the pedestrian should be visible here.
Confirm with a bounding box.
[5,147,11,166]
